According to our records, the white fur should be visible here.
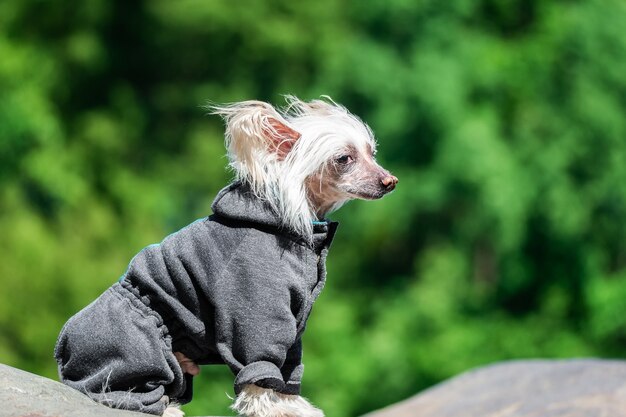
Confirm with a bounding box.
[210,96,377,237]
[232,384,324,417]
[163,404,185,417]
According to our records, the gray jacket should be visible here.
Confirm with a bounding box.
[55,182,338,414]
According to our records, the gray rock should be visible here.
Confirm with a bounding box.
[365,359,626,417]
[0,363,157,417]
[3,360,626,417]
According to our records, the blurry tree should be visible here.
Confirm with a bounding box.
[1,0,625,416]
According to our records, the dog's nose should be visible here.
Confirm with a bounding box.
[381,175,398,191]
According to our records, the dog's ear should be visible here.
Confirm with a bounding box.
[264,117,301,159]
[210,100,301,162]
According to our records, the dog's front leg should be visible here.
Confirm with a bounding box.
[232,384,324,417]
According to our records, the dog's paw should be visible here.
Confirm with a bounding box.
[277,394,324,417]
[232,385,278,416]
[232,385,325,417]
[162,405,185,417]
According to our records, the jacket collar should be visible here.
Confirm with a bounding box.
[211,182,338,247]
[211,182,282,229]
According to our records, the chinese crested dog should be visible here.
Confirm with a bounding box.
[54,96,397,417]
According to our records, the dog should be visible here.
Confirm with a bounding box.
[54,96,397,417]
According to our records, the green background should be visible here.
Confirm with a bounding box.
[1,0,626,415]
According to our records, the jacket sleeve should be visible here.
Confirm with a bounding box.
[212,232,303,395]
[280,338,304,395]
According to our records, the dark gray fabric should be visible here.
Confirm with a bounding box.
[54,284,186,415]
[55,182,338,414]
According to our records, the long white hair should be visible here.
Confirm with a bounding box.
[209,95,376,237]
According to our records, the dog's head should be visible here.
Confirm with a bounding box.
[211,96,397,234]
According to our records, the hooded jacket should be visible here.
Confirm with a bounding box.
[55,182,338,413]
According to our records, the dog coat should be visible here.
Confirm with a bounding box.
[54,182,338,415]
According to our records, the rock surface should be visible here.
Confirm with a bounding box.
[2,359,626,417]
[0,363,158,417]
[365,359,626,417]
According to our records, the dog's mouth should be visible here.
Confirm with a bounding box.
[343,187,389,200]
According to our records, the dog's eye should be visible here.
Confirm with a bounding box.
[336,155,353,164]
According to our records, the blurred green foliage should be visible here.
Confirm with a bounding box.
[1,0,626,415]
